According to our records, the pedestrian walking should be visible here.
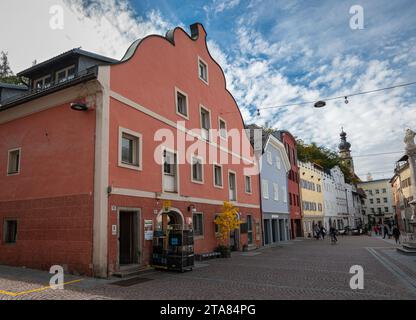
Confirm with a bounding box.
[320,226,327,240]
[392,226,401,244]
[329,226,338,244]
[383,225,389,239]
[314,225,321,240]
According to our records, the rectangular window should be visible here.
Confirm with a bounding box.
[247,215,253,245]
[200,106,211,141]
[55,65,75,84]
[371,208,375,213]
[118,128,142,170]
[384,207,389,213]
[273,183,279,201]
[376,198,380,204]
[370,199,374,204]
[383,197,388,203]
[163,150,177,193]
[245,176,252,193]
[193,213,204,236]
[382,188,387,193]
[229,171,237,201]
[191,156,203,183]
[377,208,382,214]
[266,151,272,165]
[175,88,188,118]
[3,219,17,244]
[213,164,223,187]
[198,57,208,83]
[219,118,227,140]
[275,156,281,170]
[369,190,373,196]
[375,189,379,194]
[282,186,287,203]
[34,75,52,90]
[7,148,21,175]
[262,179,269,199]
[289,192,293,205]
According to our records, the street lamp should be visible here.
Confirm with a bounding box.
[314,101,326,108]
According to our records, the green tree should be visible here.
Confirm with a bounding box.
[0,51,21,85]
[296,139,355,183]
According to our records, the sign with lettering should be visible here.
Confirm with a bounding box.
[144,220,154,240]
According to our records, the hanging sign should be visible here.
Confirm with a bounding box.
[163,200,171,212]
[144,220,154,240]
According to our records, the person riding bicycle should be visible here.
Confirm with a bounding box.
[329,226,338,243]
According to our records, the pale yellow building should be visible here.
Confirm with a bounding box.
[391,156,414,232]
[298,161,324,237]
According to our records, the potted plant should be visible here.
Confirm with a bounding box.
[214,201,241,258]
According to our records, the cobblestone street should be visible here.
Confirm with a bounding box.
[1,235,415,300]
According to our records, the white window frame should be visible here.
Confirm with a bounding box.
[7,148,21,176]
[33,74,52,90]
[245,175,252,194]
[262,179,269,199]
[199,104,212,141]
[198,56,209,85]
[193,212,204,238]
[275,156,281,170]
[213,163,223,188]
[118,127,142,171]
[161,147,179,194]
[266,151,272,165]
[55,65,75,83]
[282,186,287,203]
[191,155,204,184]
[228,170,237,202]
[175,87,189,120]
[273,183,279,201]
[218,117,227,141]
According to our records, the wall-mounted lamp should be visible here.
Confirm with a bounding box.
[70,102,89,111]
[187,204,197,213]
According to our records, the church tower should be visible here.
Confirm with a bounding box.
[338,128,355,175]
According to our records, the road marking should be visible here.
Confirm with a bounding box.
[366,247,416,296]
[0,279,83,297]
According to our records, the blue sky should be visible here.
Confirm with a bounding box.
[1,0,416,180]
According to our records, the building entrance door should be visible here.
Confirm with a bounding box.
[119,211,139,265]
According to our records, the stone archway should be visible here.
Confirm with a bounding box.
[156,207,184,230]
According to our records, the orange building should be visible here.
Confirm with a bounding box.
[0,23,262,277]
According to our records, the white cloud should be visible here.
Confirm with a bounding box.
[0,0,171,72]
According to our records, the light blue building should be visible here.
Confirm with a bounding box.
[248,125,291,245]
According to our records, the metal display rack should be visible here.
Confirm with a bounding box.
[152,224,194,272]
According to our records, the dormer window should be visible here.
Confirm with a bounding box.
[34,75,52,90]
[56,65,76,84]
[198,57,208,84]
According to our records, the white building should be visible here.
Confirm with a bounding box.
[323,171,337,230]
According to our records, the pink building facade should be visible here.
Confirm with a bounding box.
[0,23,262,277]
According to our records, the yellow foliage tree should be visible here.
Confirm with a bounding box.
[214,201,242,245]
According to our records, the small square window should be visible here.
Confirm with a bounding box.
[175,89,188,118]
[3,219,17,244]
[245,176,252,193]
[7,148,21,175]
[193,213,204,236]
[214,165,223,187]
[191,156,203,183]
[198,58,208,83]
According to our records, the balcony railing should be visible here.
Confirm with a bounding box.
[0,66,98,108]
